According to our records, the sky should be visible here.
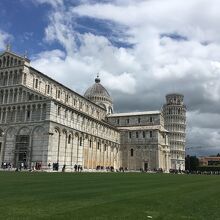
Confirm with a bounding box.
[0,0,220,156]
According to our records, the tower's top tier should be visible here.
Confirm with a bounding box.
[166,93,184,105]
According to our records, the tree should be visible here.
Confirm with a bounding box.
[185,155,199,171]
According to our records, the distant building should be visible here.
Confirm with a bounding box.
[199,156,220,166]
[0,48,186,172]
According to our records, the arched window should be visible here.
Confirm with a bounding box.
[4,72,8,85]
[27,110,30,119]
[47,85,50,94]
[131,149,134,157]
[108,106,113,114]
[3,57,6,66]
[57,89,61,99]
[6,56,9,67]
[57,106,61,115]
[23,73,27,85]
[35,79,38,89]
[68,134,71,144]
[10,57,13,66]
[79,137,82,146]
[14,70,18,85]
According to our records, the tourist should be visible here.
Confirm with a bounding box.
[48,163,51,170]
[74,164,77,172]
[62,165,66,172]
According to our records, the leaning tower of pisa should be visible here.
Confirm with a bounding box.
[162,94,186,170]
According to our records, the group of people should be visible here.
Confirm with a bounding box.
[118,167,128,172]
[1,162,28,171]
[1,162,12,169]
[50,163,83,172]
[74,164,83,172]
[96,165,115,172]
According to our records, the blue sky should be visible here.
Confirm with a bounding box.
[0,0,131,55]
[0,0,50,54]
[1,0,220,156]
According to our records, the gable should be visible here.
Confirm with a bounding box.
[0,51,30,69]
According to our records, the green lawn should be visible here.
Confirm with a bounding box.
[0,172,220,220]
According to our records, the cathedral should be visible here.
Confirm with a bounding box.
[0,48,186,172]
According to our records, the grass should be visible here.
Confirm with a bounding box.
[0,172,220,220]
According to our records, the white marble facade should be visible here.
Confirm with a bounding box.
[107,112,171,172]
[0,49,186,172]
[162,94,186,170]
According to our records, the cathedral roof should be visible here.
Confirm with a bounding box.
[84,75,112,102]
[108,111,161,117]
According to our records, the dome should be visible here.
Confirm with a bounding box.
[84,76,112,102]
[84,75,113,114]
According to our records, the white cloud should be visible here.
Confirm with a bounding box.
[0,30,12,50]
[102,71,136,94]
[35,0,64,8]
[72,0,220,43]
[32,34,137,94]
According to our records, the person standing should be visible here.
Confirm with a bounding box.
[74,164,77,172]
